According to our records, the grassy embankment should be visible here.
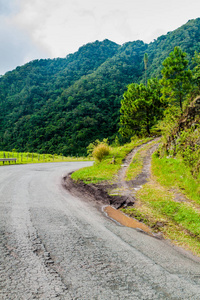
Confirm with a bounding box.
[72,137,200,256]
[0,151,89,165]
[123,152,200,256]
[71,137,152,184]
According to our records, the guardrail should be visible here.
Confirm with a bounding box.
[0,158,17,164]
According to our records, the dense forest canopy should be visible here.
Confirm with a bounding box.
[1,18,200,155]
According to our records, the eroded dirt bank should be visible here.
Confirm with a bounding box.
[64,139,160,233]
[63,173,126,208]
[64,139,159,208]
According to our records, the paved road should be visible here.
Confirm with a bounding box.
[1,162,200,300]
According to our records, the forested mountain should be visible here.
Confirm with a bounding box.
[1,18,200,155]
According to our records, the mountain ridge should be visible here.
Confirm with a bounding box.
[1,18,200,155]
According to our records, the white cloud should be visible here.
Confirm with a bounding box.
[13,0,100,57]
[0,0,49,74]
[12,0,143,58]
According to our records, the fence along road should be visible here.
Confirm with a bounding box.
[0,162,200,299]
[0,151,72,164]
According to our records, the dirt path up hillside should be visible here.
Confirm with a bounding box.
[108,139,160,208]
[65,138,160,210]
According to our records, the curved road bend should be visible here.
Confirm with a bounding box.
[0,162,200,300]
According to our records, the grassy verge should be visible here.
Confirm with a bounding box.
[123,197,200,256]
[122,152,200,256]
[0,151,90,165]
[71,138,152,184]
[151,153,200,204]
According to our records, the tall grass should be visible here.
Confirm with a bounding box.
[92,143,110,162]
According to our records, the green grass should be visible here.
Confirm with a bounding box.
[71,137,152,184]
[123,152,200,256]
[136,184,200,236]
[126,154,143,181]
[123,200,200,256]
[152,153,200,204]
[0,151,90,165]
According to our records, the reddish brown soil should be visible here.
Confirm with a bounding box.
[104,205,152,234]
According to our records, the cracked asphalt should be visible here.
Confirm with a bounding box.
[1,162,200,299]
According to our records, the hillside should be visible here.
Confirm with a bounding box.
[1,18,200,155]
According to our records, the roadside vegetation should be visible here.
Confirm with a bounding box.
[121,46,200,255]
[71,46,200,256]
[71,137,152,184]
[123,153,200,256]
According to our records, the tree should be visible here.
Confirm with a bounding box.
[144,53,148,86]
[160,46,192,111]
[119,78,164,138]
[191,51,200,96]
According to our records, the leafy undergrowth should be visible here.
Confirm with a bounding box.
[0,151,89,165]
[123,153,200,256]
[71,138,152,184]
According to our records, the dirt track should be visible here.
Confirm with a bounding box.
[64,139,159,233]
[64,139,159,209]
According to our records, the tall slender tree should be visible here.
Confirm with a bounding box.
[160,47,192,111]
[144,53,148,87]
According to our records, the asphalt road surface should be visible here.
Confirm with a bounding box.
[1,162,200,300]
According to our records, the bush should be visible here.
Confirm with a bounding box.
[87,138,109,157]
[92,143,110,162]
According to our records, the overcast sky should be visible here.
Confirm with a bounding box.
[0,0,200,75]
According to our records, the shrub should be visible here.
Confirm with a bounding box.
[92,143,110,162]
[87,138,109,157]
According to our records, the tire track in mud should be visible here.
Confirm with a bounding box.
[110,139,160,205]
[103,138,160,233]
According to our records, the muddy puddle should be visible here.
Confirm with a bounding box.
[103,205,151,234]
